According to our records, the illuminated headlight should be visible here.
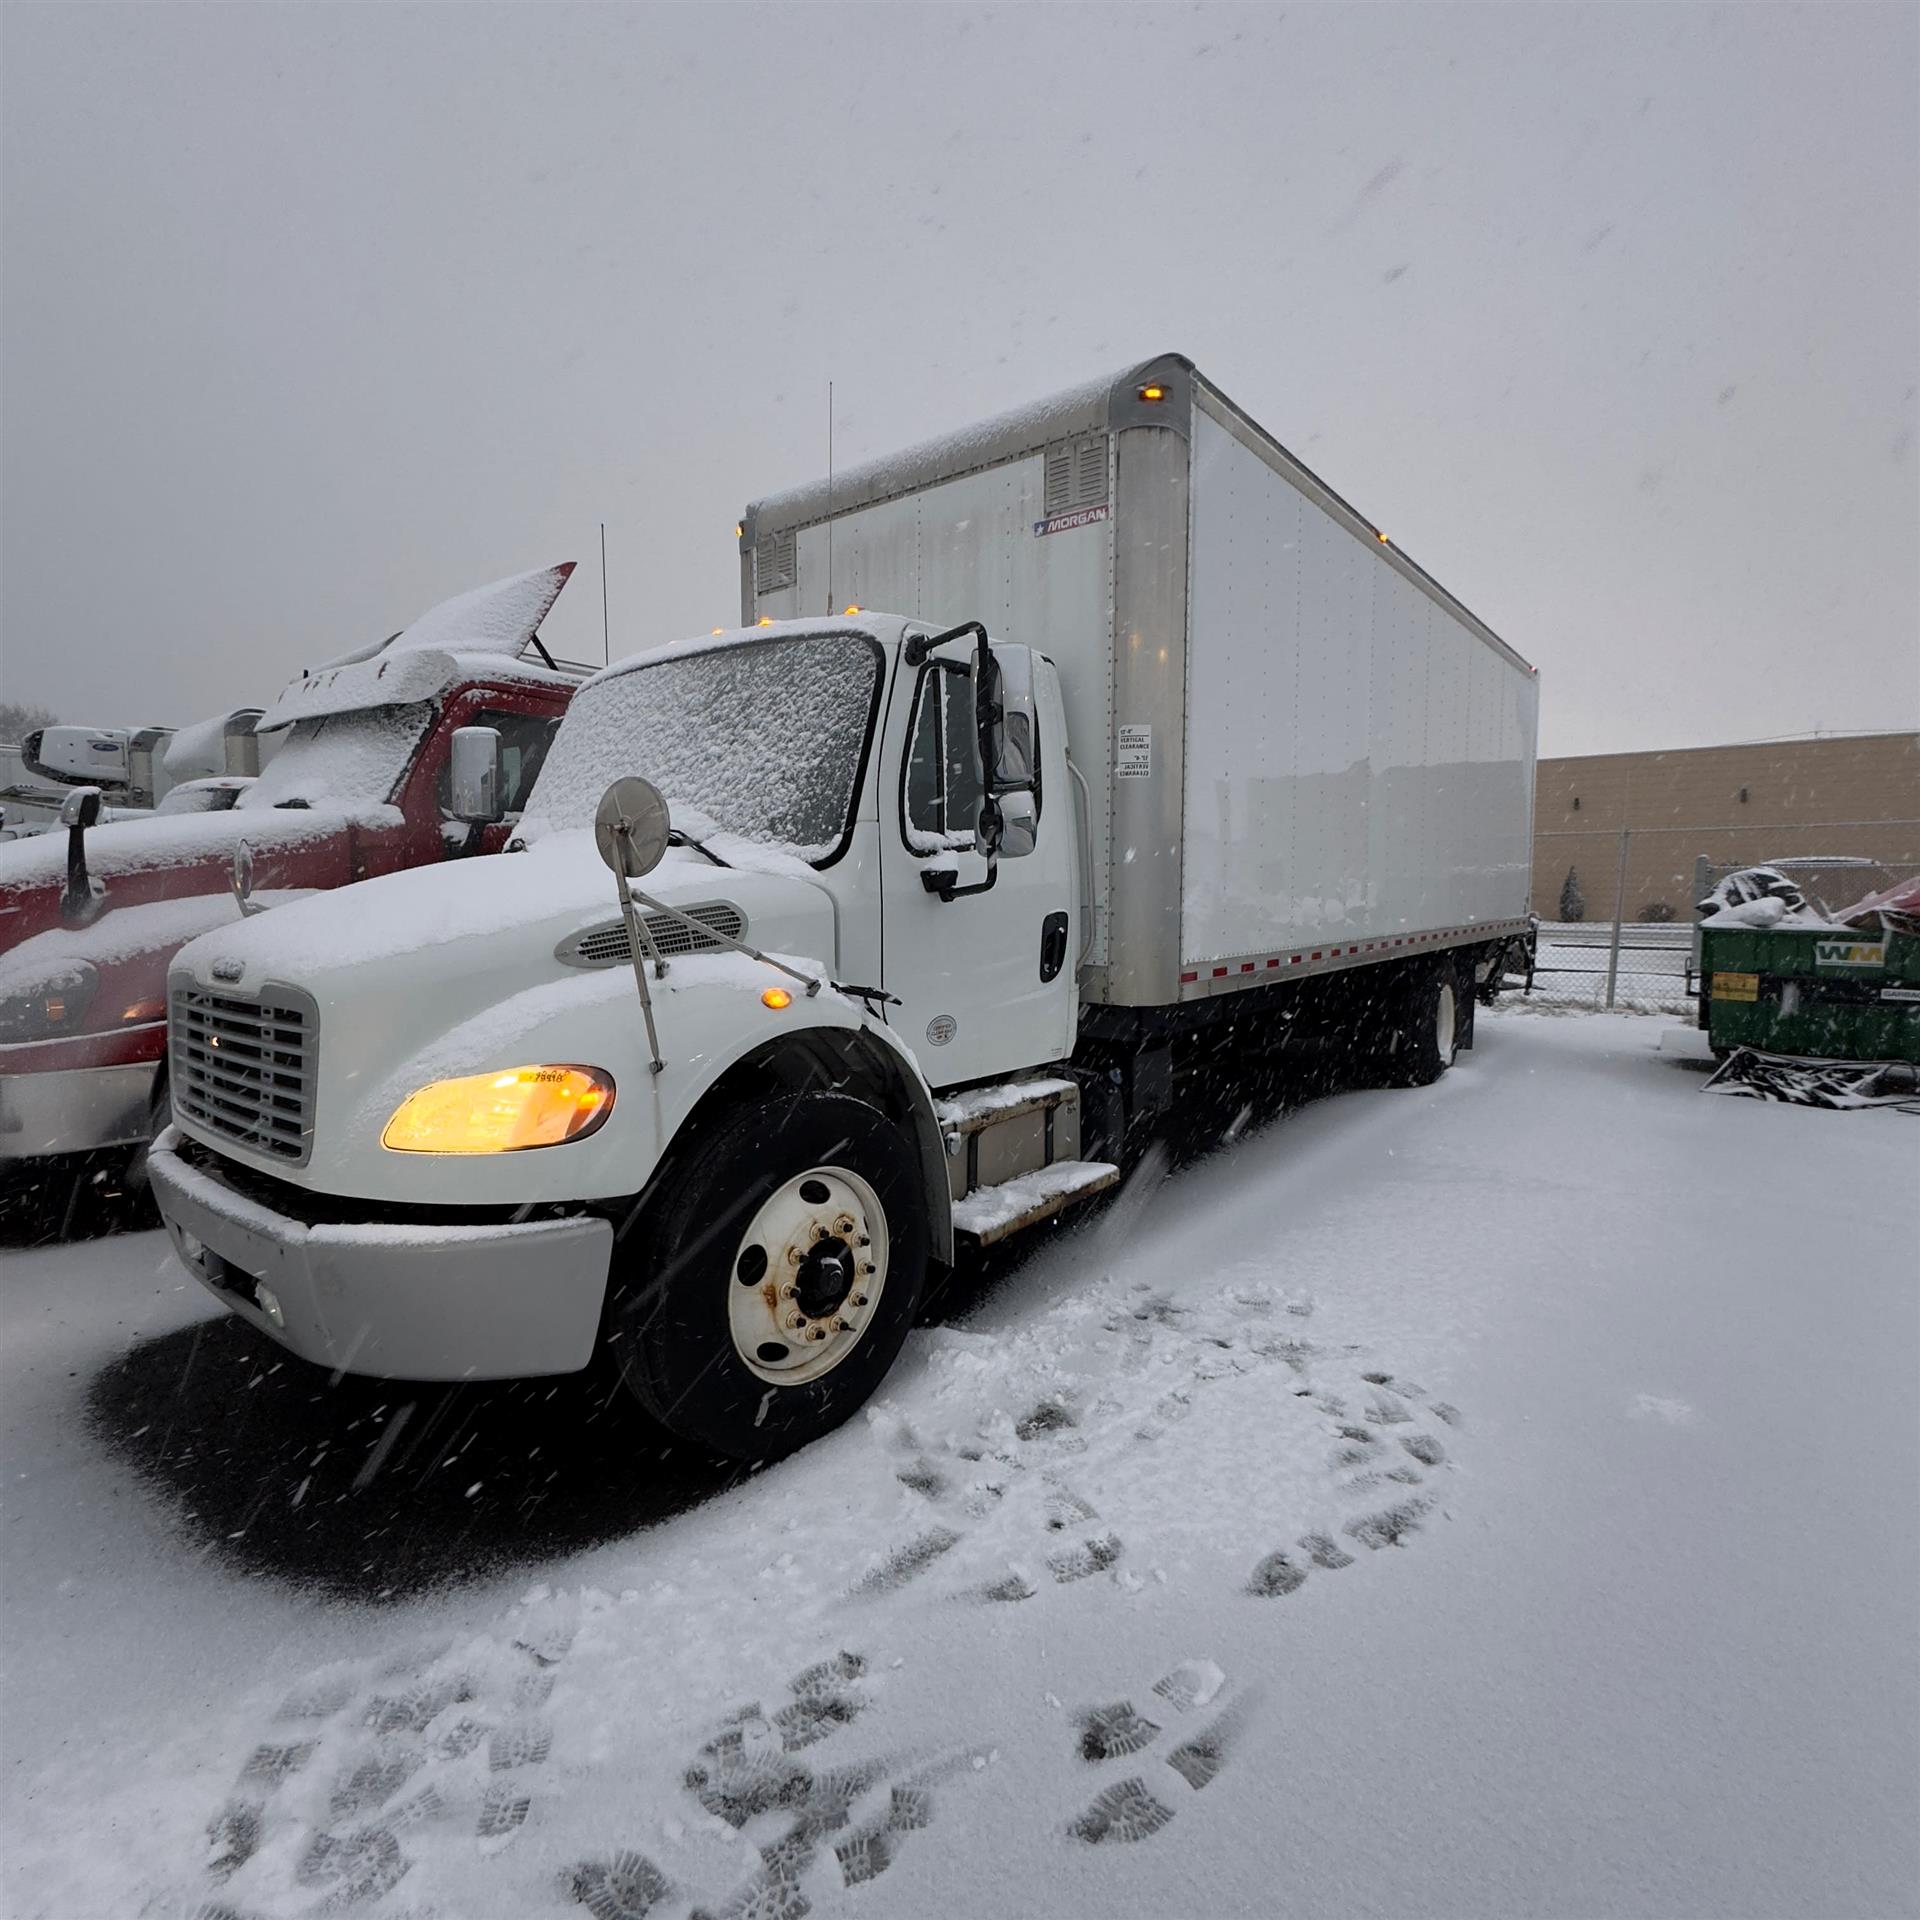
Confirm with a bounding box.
[0,961,99,1043]
[381,1065,615,1154]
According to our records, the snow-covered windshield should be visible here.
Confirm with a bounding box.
[523,633,882,863]
[238,703,433,812]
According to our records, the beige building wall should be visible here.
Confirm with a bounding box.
[1531,732,1920,920]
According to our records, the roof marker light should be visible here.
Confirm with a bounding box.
[734,523,744,538]
[1138,384,1166,402]
[712,627,724,635]
[1377,531,1390,543]
[843,605,861,616]
[757,616,774,627]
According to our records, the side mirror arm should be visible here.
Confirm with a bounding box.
[921,864,998,904]
[59,786,104,924]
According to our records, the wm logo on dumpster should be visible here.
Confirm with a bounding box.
[1813,937,1888,969]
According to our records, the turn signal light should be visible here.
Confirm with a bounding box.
[761,987,794,1011]
[382,1065,614,1154]
[1138,383,1166,402]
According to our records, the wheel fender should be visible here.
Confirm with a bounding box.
[652,1005,954,1268]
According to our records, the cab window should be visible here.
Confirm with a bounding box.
[438,708,559,817]
[903,668,988,853]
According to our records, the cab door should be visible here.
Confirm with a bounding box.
[878,640,1077,1089]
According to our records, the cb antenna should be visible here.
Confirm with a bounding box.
[599,521,610,666]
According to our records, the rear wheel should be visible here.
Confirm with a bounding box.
[607,1093,927,1460]
[1386,966,1460,1087]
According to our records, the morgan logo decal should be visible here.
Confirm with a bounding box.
[925,1013,957,1047]
[1033,503,1110,538]
[210,957,244,982]
[1814,937,1887,969]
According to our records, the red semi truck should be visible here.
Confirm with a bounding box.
[0,563,585,1183]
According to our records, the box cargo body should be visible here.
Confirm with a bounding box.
[742,353,1538,1011]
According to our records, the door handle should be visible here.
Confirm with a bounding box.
[1039,910,1070,982]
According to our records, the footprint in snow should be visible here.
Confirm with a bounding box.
[1065,1658,1255,1845]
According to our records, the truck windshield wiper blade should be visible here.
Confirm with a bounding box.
[668,827,729,868]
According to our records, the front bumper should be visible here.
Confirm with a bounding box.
[0,1060,158,1162]
[149,1128,614,1380]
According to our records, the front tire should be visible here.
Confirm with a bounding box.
[608,1093,928,1460]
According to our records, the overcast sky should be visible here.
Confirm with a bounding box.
[2,1,1914,758]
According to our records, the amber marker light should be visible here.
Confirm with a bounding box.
[843,605,862,615]
[1138,383,1166,402]
[757,616,775,627]
[382,1065,615,1154]
[761,987,794,1011]
[1377,531,1390,543]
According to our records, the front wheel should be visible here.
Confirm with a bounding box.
[607,1093,928,1460]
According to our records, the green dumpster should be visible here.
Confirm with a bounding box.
[1701,921,1920,1064]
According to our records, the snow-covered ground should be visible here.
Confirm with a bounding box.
[3,1011,1916,1919]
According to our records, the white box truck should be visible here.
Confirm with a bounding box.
[151,355,1538,1461]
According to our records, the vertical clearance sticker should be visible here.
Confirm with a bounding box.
[1116,724,1152,778]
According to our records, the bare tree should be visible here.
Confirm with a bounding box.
[0,700,59,744]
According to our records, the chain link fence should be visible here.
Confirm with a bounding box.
[1525,830,1903,1013]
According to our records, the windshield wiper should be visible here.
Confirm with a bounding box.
[669,827,729,868]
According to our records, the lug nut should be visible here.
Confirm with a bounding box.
[788,1313,806,1330]
[830,1318,848,1333]
[807,1326,827,1342]
[862,1262,877,1275]
[857,1234,871,1247]
[852,1293,868,1308]
[781,1284,797,1299]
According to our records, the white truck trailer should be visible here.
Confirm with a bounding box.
[150,355,1538,1461]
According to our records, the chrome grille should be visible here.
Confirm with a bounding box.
[171,986,317,1165]
[558,902,746,969]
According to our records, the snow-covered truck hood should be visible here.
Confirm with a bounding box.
[168,832,842,1205]
[0,801,375,899]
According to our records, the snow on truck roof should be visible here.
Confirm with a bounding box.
[255,562,584,732]
[742,353,1534,678]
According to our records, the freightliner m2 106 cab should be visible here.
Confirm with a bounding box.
[151,357,1538,1460]
[0,564,583,1178]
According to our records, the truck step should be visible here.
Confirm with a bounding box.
[937,1076,1087,1203]
[951,1159,1120,1246]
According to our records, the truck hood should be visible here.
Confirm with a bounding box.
[172,830,837,1000]
[0,803,371,900]
[166,830,843,1203]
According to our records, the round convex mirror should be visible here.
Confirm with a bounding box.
[594,777,672,879]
